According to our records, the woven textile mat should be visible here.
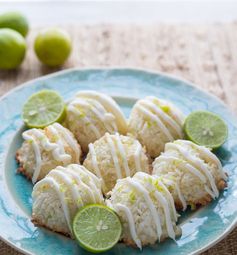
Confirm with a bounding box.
[0,23,237,255]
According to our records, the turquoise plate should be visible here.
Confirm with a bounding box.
[0,68,237,255]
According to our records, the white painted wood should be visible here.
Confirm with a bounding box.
[1,1,237,25]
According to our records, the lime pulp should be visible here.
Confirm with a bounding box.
[22,90,66,128]
[73,204,122,253]
[184,110,228,149]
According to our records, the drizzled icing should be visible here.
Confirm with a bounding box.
[23,132,42,184]
[136,172,177,221]
[22,123,79,184]
[137,105,174,141]
[134,141,142,172]
[127,177,163,240]
[153,140,227,210]
[88,143,102,178]
[75,90,127,134]
[110,174,177,248]
[179,140,227,181]
[114,133,131,176]
[38,177,72,232]
[105,133,123,179]
[141,97,183,137]
[114,203,142,249]
[135,96,184,141]
[33,165,103,234]
[67,96,118,139]
[166,143,219,197]
[67,103,101,139]
[87,133,143,183]
[53,123,80,162]
[162,178,187,211]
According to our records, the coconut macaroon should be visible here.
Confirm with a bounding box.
[152,140,227,210]
[128,96,185,158]
[32,164,104,236]
[83,133,150,193]
[106,172,181,249]
[16,123,81,184]
[65,90,128,153]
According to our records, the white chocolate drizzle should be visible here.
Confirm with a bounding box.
[178,140,227,181]
[162,177,187,211]
[75,90,127,134]
[136,172,177,221]
[111,175,177,248]
[105,133,122,179]
[33,165,103,234]
[134,141,142,172]
[114,133,131,176]
[71,98,118,134]
[126,178,162,240]
[125,178,162,240]
[23,124,77,184]
[136,104,174,141]
[50,169,84,207]
[23,132,42,184]
[88,143,102,178]
[114,203,142,249]
[88,133,143,183]
[67,103,101,139]
[141,97,183,137]
[35,177,72,232]
[53,123,80,162]
[166,143,219,198]
[153,140,227,210]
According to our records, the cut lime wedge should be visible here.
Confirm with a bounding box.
[73,204,122,253]
[184,111,228,149]
[22,90,65,128]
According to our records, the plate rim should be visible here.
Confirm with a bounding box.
[0,66,236,255]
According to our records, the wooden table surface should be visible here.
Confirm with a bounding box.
[0,23,237,254]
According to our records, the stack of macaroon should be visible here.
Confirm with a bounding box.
[16,90,227,249]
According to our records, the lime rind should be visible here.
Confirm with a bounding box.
[72,204,122,253]
[184,110,228,149]
[22,90,66,128]
[0,11,29,37]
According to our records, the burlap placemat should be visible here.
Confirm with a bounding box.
[0,23,237,254]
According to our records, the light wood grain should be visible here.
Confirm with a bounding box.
[0,23,236,255]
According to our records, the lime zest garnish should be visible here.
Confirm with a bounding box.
[59,184,67,193]
[72,179,77,185]
[129,191,136,204]
[147,120,152,128]
[160,105,170,113]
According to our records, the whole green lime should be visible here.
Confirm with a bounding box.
[34,28,72,67]
[0,11,29,37]
[0,28,26,70]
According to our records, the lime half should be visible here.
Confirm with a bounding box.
[22,90,65,128]
[184,111,228,149]
[73,204,122,253]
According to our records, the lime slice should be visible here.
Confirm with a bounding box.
[22,90,66,128]
[184,111,228,149]
[73,204,122,253]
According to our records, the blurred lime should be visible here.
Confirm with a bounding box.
[34,28,72,67]
[0,11,29,37]
[0,28,26,70]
